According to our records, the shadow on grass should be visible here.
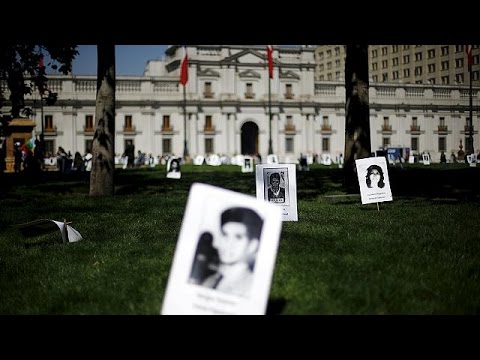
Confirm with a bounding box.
[2,164,480,202]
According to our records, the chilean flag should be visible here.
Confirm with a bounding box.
[267,45,273,79]
[180,47,189,86]
[466,45,473,69]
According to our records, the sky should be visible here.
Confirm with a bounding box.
[71,45,169,76]
[70,45,301,76]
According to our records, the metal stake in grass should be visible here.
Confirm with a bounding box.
[376,202,380,212]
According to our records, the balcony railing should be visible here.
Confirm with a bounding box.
[410,125,421,132]
[437,125,448,132]
[161,125,174,133]
[44,126,57,135]
[464,125,474,132]
[203,92,215,98]
[284,93,295,99]
[321,124,332,133]
[381,125,392,132]
[204,126,216,134]
[244,93,255,99]
[284,124,296,133]
[83,126,95,135]
[123,126,136,134]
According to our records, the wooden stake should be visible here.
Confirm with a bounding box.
[376,202,380,212]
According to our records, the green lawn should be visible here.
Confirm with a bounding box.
[1,164,479,314]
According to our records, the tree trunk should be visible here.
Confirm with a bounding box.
[89,45,115,197]
[343,45,371,191]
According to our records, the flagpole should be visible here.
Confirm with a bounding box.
[40,95,44,135]
[183,84,188,159]
[268,75,273,155]
[469,60,474,155]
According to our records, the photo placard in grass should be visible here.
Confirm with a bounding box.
[355,157,393,205]
[468,153,477,167]
[166,157,181,179]
[266,154,278,164]
[161,183,283,315]
[242,156,254,173]
[255,163,298,221]
[422,153,431,165]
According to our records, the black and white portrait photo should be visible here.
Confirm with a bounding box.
[365,164,385,189]
[242,156,254,173]
[161,183,283,315]
[355,157,393,205]
[166,157,181,179]
[255,163,298,221]
[266,171,287,204]
[189,207,263,297]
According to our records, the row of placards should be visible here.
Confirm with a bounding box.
[161,156,392,314]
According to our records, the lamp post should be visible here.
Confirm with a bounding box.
[468,63,474,155]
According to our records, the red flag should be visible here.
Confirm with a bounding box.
[267,45,273,79]
[465,45,473,69]
[180,47,188,86]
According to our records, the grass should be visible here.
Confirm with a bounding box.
[1,164,479,314]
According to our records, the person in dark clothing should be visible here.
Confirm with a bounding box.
[440,151,446,164]
[123,142,135,168]
[14,142,23,173]
[34,134,46,170]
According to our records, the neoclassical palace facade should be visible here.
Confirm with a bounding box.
[2,45,479,164]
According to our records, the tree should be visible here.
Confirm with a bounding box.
[0,45,78,121]
[89,45,116,197]
[343,45,371,191]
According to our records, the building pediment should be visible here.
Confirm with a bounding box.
[280,70,300,80]
[222,49,277,65]
[238,69,261,79]
[197,68,220,77]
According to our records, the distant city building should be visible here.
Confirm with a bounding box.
[315,45,480,86]
[1,45,479,170]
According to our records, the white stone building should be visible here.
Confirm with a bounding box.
[2,45,480,164]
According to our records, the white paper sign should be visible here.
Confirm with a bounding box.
[255,164,298,221]
[468,154,477,167]
[193,155,204,165]
[321,154,332,165]
[161,183,283,315]
[16,219,83,243]
[266,154,278,164]
[242,156,254,173]
[422,153,431,165]
[206,154,221,166]
[166,157,181,179]
[355,157,393,205]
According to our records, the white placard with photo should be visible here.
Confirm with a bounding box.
[422,153,431,165]
[242,156,254,173]
[266,154,278,164]
[255,163,298,221]
[408,155,415,164]
[166,157,181,179]
[355,157,393,205]
[161,183,283,315]
[206,154,221,166]
[467,154,477,167]
[321,153,332,165]
[193,155,204,165]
